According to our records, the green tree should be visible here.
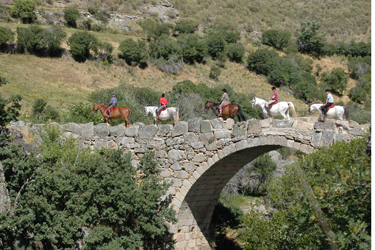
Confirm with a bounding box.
[118,38,148,66]
[0,26,14,49]
[179,34,208,64]
[262,29,291,50]
[67,31,99,62]
[32,98,47,120]
[296,19,326,57]
[64,7,80,28]
[149,34,181,60]
[16,25,45,55]
[320,68,349,94]
[10,0,36,23]
[227,43,245,63]
[42,25,67,56]
[0,127,177,249]
[241,138,371,249]
[247,48,279,76]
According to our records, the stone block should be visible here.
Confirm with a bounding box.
[125,126,138,137]
[273,119,295,128]
[62,122,82,135]
[349,120,360,128]
[193,153,205,162]
[225,118,235,130]
[81,122,94,137]
[191,141,204,149]
[222,144,236,156]
[232,121,247,137]
[210,118,225,129]
[174,171,188,179]
[172,121,188,137]
[200,120,212,133]
[188,118,202,132]
[184,132,198,144]
[157,124,172,137]
[183,162,195,172]
[168,149,186,163]
[214,130,232,139]
[312,131,322,147]
[321,130,334,146]
[109,124,126,137]
[171,162,182,171]
[335,120,349,131]
[138,124,158,139]
[199,132,214,140]
[94,123,109,137]
[335,133,348,142]
[247,119,262,134]
[292,120,314,130]
[314,119,335,131]
[349,127,364,136]
[235,140,247,150]
[260,119,270,128]
[205,139,217,151]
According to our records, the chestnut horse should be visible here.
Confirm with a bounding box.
[204,101,246,122]
[92,103,132,127]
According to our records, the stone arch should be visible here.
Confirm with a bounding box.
[171,136,315,249]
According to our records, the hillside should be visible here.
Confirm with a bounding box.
[0,0,369,122]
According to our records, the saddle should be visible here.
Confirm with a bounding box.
[269,102,278,109]
[106,107,118,114]
[326,105,336,112]
[222,103,231,109]
[157,107,168,121]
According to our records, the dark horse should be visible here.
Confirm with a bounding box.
[92,103,132,127]
[204,101,246,121]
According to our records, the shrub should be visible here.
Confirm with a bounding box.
[205,32,226,58]
[291,72,323,101]
[16,25,45,55]
[174,23,194,35]
[227,43,245,63]
[95,10,110,24]
[247,48,279,75]
[296,19,326,57]
[42,25,67,56]
[67,31,99,62]
[139,17,157,41]
[155,55,184,73]
[262,29,291,50]
[32,98,47,120]
[149,34,181,60]
[320,68,349,94]
[180,34,208,64]
[10,0,36,23]
[63,102,102,124]
[209,65,221,80]
[64,7,80,28]
[349,77,371,104]
[87,5,98,15]
[97,41,113,62]
[347,56,371,79]
[118,38,148,67]
[0,26,14,49]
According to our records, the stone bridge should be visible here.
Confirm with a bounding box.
[7,117,369,249]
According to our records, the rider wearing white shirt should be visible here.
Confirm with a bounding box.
[321,89,334,115]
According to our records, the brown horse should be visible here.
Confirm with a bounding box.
[92,103,132,127]
[204,101,246,121]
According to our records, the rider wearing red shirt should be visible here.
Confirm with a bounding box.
[156,93,168,116]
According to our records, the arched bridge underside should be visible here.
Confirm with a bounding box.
[8,118,369,250]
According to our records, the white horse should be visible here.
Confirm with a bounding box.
[145,106,180,125]
[309,103,349,122]
[251,97,297,120]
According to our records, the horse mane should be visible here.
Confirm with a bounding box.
[207,101,220,106]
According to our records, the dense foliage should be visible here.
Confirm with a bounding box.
[296,19,326,57]
[0,126,176,249]
[240,137,371,249]
[64,7,80,28]
[0,26,13,49]
[67,31,99,62]
[10,0,36,23]
[118,38,148,67]
[262,29,291,51]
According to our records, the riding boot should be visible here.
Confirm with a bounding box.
[108,111,111,118]
[218,109,222,117]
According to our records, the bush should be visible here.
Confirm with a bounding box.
[149,34,181,60]
[16,25,45,55]
[209,65,221,80]
[349,77,371,103]
[10,0,36,23]
[87,5,98,15]
[320,68,349,94]
[173,23,194,35]
[205,32,226,58]
[119,38,148,67]
[0,26,14,49]
[97,41,113,62]
[262,29,291,50]
[179,34,208,64]
[247,48,279,75]
[42,25,67,56]
[347,56,371,79]
[227,43,245,63]
[296,19,326,57]
[155,55,184,73]
[291,72,323,101]
[32,98,47,120]
[63,102,103,124]
[64,7,80,28]
[67,31,99,62]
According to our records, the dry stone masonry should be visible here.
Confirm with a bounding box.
[6,117,369,249]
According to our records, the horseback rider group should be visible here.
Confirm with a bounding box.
[107,93,117,118]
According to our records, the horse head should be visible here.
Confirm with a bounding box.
[308,104,313,115]
[204,101,211,111]
[92,103,99,114]
[251,97,257,109]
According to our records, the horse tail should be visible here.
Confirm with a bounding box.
[237,105,246,121]
[174,108,180,125]
[128,108,133,124]
[288,102,297,117]
[344,106,349,121]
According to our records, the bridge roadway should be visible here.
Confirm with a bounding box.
[8,117,369,249]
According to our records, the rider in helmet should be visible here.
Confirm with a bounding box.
[156,93,168,117]
[108,93,117,118]
[218,89,230,117]
[321,89,334,116]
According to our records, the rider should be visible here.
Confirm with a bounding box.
[321,89,334,116]
[265,86,278,113]
[156,93,168,117]
[218,88,230,117]
[107,93,117,118]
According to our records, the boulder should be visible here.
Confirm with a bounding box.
[210,118,225,129]
[188,118,202,132]
[138,125,158,139]
[94,123,110,137]
[109,124,126,137]
[232,121,247,137]
[172,121,188,137]
[200,120,212,133]
[292,120,314,130]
